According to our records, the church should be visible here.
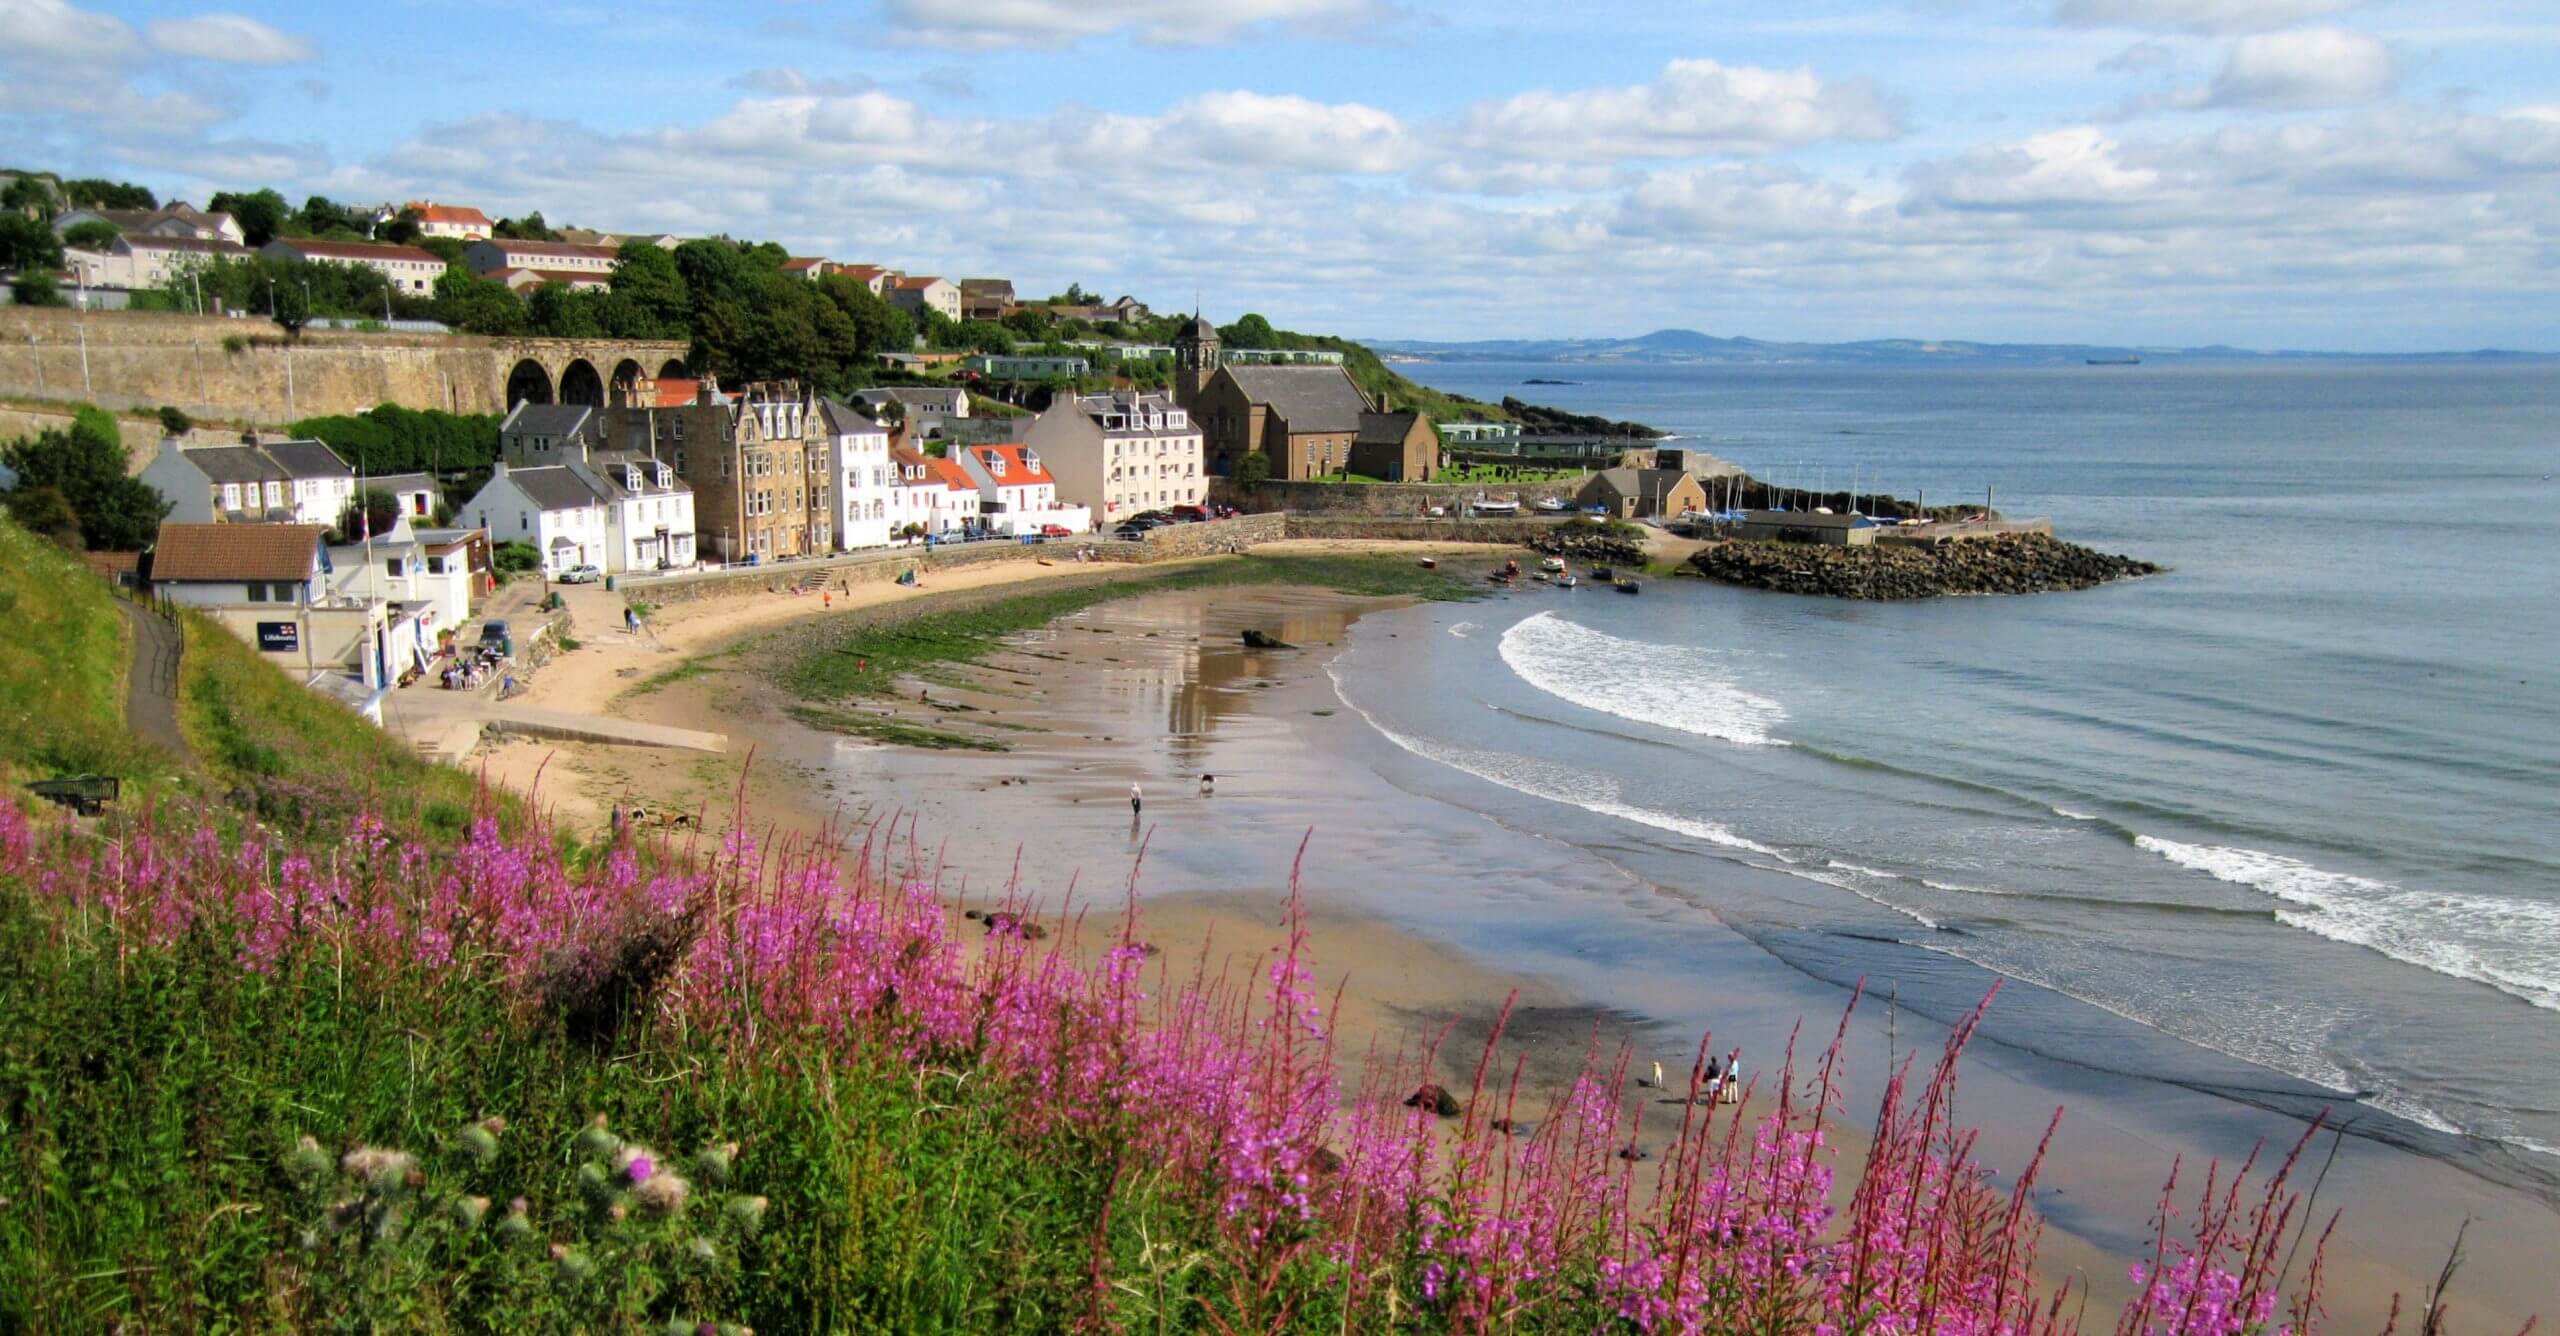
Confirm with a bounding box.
[1172,318,1438,483]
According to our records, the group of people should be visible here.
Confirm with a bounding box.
[438,644,508,693]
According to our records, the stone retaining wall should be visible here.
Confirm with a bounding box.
[0,306,682,426]
[1129,511,1287,555]
[1281,516,1555,545]
[1211,477,1590,516]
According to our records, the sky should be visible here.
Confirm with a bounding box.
[5,0,2557,350]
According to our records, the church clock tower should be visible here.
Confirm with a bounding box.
[1173,313,1220,410]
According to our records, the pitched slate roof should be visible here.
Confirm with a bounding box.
[122,235,251,258]
[1593,468,1700,500]
[260,439,352,480]
[151,523,325,583]
[1221,365,1369,435]
[816,397,883,436]
[502,402,595,437]
[1356,411,1423,447]
[370,472,440,496]
[183,445,290,485]
[506,466,606,511]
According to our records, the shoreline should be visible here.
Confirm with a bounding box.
[467,552,2546,1328]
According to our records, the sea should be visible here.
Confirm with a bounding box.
[1335,358,2560,1203]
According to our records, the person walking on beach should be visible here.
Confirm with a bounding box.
[1130,783,1143,817]
[1199,773,1215,797]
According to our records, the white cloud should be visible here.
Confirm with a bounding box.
[1458,59,1903,160]
[2056,0,2368,35]
[146,13,313,65]
[883,0,1383,50]
[0,0,133,59]
[2204,27,2396,108]
[1905,127,2163,212]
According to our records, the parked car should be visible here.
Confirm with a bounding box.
[1169,504,1210,521]
[478,620,510,650]
[1040,523,1074,537]
[555,564,603,584]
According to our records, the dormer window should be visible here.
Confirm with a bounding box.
[655,466,671,488]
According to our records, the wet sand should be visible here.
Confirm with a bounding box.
[470,559,2542,1329]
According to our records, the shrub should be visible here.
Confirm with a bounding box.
[493,540,542,575]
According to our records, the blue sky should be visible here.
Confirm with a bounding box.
[7,0,2558,349]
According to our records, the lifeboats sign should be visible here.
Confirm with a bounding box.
[256,621,300,652]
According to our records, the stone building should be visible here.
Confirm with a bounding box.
[602,379,826,563]
[1350,411,1439,483]
[1579,467,1707,520]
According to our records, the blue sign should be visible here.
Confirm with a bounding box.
[256,621,299,652]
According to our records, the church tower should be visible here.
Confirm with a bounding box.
[1173,313,1220,409]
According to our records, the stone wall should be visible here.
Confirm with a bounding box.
[1210,476,1590,516]
[0,306,684,427]
[1281,516,1554,545]
[1128,511,1286,556]
[0,405,169,465]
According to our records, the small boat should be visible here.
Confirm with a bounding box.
[1534,497,1570,513]
[1590,566,1614,581]
[1418,557,1437,569]
[1614,579,1641,595]
[1557,574,1579,588]
[1534,570,1553,582]
[1539,556,1565,573]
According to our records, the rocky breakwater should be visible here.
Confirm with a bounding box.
[1530,522,1646,568]
[1687,534,2158,600]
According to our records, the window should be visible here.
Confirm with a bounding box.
[273,581,301,601]
[386,558,404,578]
[519,511,528,529]
[427,555,447,575]
[247,583,267,603]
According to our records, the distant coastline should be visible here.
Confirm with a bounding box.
[1367,327,2560,368]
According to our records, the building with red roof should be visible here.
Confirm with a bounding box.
[404,201,493,241]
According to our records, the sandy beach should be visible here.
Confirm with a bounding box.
[453,548,2546,1329]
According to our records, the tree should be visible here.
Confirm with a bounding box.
[0,213,63,271]
[60,220,120,251]
[1231,451,1271,486]
[2,485,82,548]
[378,210,422,245]
[492,211,556,241]
[333,488,399,543]
[1219,314,1279,350]
[156,406,192,437]
[271,281,310,337]
[431,266,524,336]
[2,175,58,218]
[61,177,154,210]
[208,188,287,246]
[10,271,64,307]
[609,242,691,339]
[0,408,169,550]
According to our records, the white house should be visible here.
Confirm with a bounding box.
[139,438,356,526]
[369,472,441,522]
[587,451,697,572]
[259,238,447,295]
[887,275,962,322]
[404,201,494,241]
[953,443,1087,536]
[464,239,620,278]
[818,397,894,551]
[889,446,980,536]
[1023,390,1204,526]
[459,463,612,576]
[326,527,480,637]
[152,521,430,693]
[63,234,252,294]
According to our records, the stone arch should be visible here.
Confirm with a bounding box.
[505,358,554,407]
[657,357,691,380]
[611,357,644,396]
[559,358,606,407]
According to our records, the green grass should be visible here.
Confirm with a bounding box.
[784,703,1008,752]
[776,554,1480,706]
[0,519,159,780]
[625,647,734,696]
[0,888,1222,1332]
[176,610,487,833]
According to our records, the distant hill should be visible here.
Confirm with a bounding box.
[1364,329,2555,366]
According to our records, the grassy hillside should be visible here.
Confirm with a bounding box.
[0,518,156,779]
[0,513,485,834]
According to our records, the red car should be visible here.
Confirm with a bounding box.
[1040,523,1073,538]
[1169,504,1210,521]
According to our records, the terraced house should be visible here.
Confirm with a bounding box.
[602,378,825,563]
[1023,390,1204,526]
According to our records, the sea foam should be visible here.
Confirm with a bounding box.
[2137,836,2560,1013]
[1497,611,1787,747]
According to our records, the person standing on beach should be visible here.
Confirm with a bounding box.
[1130,783,1143,817]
